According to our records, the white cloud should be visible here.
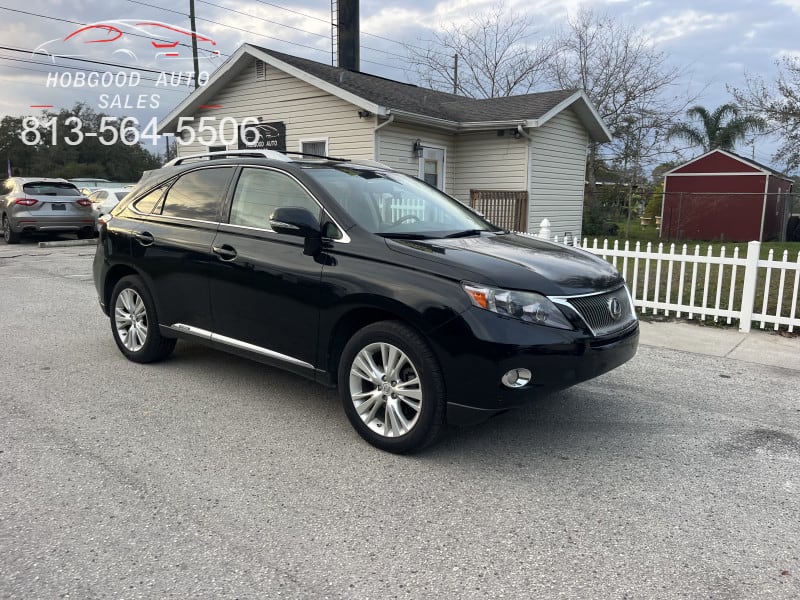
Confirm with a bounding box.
[773,0,800,13]
[644,10,733,44]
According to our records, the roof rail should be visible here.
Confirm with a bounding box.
[164,149,293,167]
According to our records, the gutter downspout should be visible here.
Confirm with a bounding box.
[373,114,395,162]
[516,124,533,234]
[516,124,532,141]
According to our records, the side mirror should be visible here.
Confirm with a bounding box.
[270,206,320,237]
[270,206,323,256]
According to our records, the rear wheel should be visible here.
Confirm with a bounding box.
[338,321,445,453]
[2,215,20,244]
[77,228,93,239]
[110,275,176,363]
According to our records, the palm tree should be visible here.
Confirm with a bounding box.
[667,104,765,153]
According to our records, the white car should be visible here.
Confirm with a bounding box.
[88,188,130,229]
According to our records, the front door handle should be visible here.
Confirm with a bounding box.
[212,244,238,261]
[132,231,154,246]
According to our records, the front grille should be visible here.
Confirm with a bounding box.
[559,286,636,337]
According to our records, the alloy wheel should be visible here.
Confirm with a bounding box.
[348,342,423,437]
[114,288,148,352]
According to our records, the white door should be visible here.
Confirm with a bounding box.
[419,147,445,192]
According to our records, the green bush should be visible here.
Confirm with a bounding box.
[643,184,663,219]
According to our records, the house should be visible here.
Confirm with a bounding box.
[661,149,794,242]
[157,44,611,237]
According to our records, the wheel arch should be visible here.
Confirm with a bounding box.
[102,264,141,313]
[324,303,432,387]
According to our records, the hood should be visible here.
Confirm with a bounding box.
[386,232,624,296]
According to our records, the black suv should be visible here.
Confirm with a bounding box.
[93,150,638,453]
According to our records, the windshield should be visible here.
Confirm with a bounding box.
[304,165,499,238]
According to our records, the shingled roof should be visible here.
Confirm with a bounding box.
[159,44,611,142]
[254,47,576,124]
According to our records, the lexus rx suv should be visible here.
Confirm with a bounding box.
[93,150,638,453]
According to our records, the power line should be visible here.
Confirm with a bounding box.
[123,0,328,55]
[0,2,409,76]
[122,0,406,71]
[0,5,222,58]
[245,0,449,56]
[0,56,192,96]
[197,0,409,61]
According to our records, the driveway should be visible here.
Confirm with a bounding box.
[1,245,798,598]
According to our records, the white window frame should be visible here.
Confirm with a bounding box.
[298,137,329,157]
[418,144,447,193]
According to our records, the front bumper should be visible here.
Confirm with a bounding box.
[428,307,639,424]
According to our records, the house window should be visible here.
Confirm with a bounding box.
[255,59,266,81]
[300,139,328,157]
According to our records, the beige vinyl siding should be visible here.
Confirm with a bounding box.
[376,124,455,193]
[451,132,528,205]
[528,109,589,238]
[177,59,374,158]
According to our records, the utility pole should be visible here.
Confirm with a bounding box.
[189,0,200,89]
[453,54,458,94]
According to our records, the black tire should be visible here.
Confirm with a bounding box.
[2,215,20,244]
[338,320,446,454]
[77,228,93,239]
[109,275,176,363]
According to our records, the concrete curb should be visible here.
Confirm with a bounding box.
[38,239,98,248]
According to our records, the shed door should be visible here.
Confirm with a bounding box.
[419,147,445,192]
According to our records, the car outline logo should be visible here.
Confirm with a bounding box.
[31,20,220,65]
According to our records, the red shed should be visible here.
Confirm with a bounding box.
[661,149,794,242]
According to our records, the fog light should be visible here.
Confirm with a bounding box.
[501,368,532,388]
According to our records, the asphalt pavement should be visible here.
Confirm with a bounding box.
[1,243,799,599]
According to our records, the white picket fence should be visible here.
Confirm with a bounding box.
[530,219,800,333]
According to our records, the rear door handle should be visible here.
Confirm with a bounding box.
[132,231,154,246]
[212,244,238,261]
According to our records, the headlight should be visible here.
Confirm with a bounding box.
[461,282,574,330]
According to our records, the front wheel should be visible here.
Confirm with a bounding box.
[109,275,176,363]
[338,321,445,453]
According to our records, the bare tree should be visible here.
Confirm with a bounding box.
[729,57,800,172]
[545,8,693,187]
[404,2,551,98]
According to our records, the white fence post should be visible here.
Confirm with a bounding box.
[739,240,761,333]
[538,218,551,240]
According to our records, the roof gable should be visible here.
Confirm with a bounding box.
[158,44,611,142]
[667,149,792,181]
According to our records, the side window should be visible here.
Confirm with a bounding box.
[229,168,319,230]
[160,167,234,221]
[133,184,168,214]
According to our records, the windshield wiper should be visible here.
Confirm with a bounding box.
[377,232,434,240]
[443,229,488,238]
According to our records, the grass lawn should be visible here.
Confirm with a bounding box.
[579,221,800,331]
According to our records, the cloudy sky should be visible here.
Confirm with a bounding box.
[1,0,798,166]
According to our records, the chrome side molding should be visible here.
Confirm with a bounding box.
[166,323,314,369]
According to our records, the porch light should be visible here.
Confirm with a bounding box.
[412,139,423,158]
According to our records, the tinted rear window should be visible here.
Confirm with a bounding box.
[160,167,233,221]
[23,182,80,196]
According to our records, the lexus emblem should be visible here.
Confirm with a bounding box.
[608,297,623,321]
